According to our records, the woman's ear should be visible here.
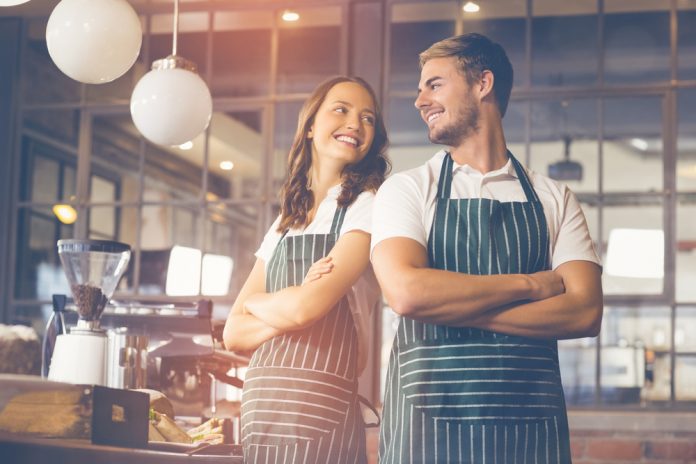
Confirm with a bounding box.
[307,125,314,139]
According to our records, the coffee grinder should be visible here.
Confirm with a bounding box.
[48,239,131,385]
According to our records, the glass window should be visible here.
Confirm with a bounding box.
[150,12,209,76]
[144,136,203,202]
[559,337,597,406]
[678,9,696,80]
[390,2,456,93]
[602,203,664,295]
[532,13,598,87]
[204,204,260,299]
[23,20,81,104]
[603,96,663,192]
[601,306,671,403]
[23,110,79,149]
[677,196,696,302]
[603,9,670,84]
[272,101,303,190]
[463,10,527,88]
[14,207,71,300]
[211,10,272,97]
[387,98,438,174]
[207,110,264,200]
[503,100,527,146]
[276,7,342,94]
[530,99,599,194]
[676,307,696,400]
[677,90,696,192]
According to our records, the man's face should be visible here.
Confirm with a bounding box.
[415,57,480,147]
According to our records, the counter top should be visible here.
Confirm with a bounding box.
[0,431,243,464]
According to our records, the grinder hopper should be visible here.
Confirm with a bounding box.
[57,239,131,327]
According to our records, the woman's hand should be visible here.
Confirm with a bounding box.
[302,256,334,285]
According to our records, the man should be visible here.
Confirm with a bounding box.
[371,33,603,463]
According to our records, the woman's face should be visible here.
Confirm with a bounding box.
[308,81,377,169]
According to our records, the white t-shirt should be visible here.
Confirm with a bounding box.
[256,185,380,374]
[371,150,601,270]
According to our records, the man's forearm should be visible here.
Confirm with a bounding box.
[385,266,542,324]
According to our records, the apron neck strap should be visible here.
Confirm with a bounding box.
[508,151,540,203]
[436,152,455,199]
[436,151,539,203]
[330,205,348,235]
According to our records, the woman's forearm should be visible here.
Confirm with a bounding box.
[223,312,284,352]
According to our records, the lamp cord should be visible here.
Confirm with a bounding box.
[172,0,179,56]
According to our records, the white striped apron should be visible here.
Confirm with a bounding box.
[241,206,367,463]
[379,152,571,463]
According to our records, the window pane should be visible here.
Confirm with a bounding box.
[602,203,664,295]
[277,7,341,94]
[603,96,663,192]
[144,136,203,202]
[150,12,208,76]
[464,15,527,89]
[601,306,671,403]
[559,337,597,405]
[14,208,71,300]
[530,99,599,194]
[503,100,527,146]
[24,110,79,149]
[387,98,440,174]
[204,204,260,299]
[678,10,696,80]
[676,308,696,400]
[272,101,303,191]
[23,19,81,104]
[603,11,670,84]
[677,90,696,192]
[677,196,696,302]
[390,2,455,93]
[88,205,117,240]
[31,157,59,204]
[207,110,264,200]
[212,11,272,97]
[532,14,598,87]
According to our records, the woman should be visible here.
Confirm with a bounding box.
[223,76,389,463]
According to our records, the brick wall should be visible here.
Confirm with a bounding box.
[365,412,696,463]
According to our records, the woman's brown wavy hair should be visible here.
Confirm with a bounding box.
[277,76,390,232]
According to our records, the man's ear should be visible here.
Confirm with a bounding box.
[478,70,495,100]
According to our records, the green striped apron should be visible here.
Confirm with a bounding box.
[241,206,367,463]
[379,152,571,463]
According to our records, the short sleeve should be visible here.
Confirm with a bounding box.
[371,173,428,253]
[339,191,375,236]
[551,187,601,269]
[255,215,283,263]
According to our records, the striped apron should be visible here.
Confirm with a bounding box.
[241,206,367,464]
[379,152,571,464]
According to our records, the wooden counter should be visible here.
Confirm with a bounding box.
[0,431,243,464]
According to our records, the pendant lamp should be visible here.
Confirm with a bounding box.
[130,0,212,146]
[45,0,142,84]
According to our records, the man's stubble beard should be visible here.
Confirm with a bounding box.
[428,98,480,147]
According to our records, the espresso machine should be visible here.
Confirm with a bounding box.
[48,239,131,385]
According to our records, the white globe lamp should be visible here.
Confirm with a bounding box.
[46,0,142,84]
[130,57,212,146]
[129,0,212,146]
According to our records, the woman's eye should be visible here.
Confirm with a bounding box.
[334,106,347,113]
[362,115,375,124]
